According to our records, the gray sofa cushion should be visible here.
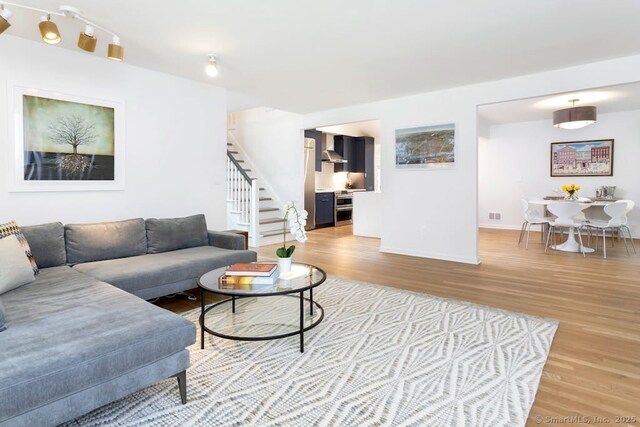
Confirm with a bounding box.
[73,246,257,295]
[146,214,208,254]
[21,222,66,268]
[0,266,195,424]
[0,299,5,332]
[65,218,147,264]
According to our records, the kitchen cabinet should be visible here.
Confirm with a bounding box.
[354,137,375,191]
[333,135,355,173]
[315,192,335,226]
[304,129,323,172]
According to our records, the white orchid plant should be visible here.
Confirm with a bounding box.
[276,202,308,258]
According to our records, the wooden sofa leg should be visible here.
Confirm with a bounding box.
[174,370,187,404]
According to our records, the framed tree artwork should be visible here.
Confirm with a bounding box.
[8,85,124,191]
[550,139,614,177]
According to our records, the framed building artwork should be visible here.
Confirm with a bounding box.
[395,123,455,170]
[8,85,125,191]
[550,139,613,177]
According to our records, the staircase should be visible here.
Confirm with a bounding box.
[226,131,289,248]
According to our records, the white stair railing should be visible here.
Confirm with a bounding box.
[226,152,259,247]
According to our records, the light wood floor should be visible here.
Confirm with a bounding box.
[158,226,640,426]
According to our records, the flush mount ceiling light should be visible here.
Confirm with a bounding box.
[1,2,124,61]
[205,54,218,77]
[553,99,597,129]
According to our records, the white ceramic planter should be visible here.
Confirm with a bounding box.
[277,256,292,273]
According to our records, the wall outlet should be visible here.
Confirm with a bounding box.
[495,212,501,220]
[489,212,495,220]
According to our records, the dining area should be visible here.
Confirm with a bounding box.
[519,185,637,259]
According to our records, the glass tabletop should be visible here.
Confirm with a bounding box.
[198,262,326,296]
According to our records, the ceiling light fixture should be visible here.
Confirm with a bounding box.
[0,5,12,34]
[1,3,124,61]
[39,14,61,44]
[553,99,597,129]
[205,54,218,77]
[108,36,124,61]
[77,24,97,52]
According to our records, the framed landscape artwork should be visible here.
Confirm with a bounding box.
[9,85,124,191]
[550,139,614,177]
[395,123,455,170]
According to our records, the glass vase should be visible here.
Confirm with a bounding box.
[564,192,579,201]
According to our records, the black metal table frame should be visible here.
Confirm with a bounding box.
[198,267,326,353]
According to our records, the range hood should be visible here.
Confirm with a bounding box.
[321,150,347,163]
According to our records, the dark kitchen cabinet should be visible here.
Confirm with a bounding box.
[315,192,334,226]
[333,135,355,172]
[304,129,323,172]
[354,137,375,191]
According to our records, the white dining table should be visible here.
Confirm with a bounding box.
[529,199,606,253]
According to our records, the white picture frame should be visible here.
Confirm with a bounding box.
[8,84,125,192]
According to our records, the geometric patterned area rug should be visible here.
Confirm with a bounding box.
[62,276,558,427]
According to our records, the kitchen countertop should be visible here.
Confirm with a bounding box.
[315,188,367,193]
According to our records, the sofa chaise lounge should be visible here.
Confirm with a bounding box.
[0,214,257,427]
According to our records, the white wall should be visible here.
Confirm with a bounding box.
[303,54,640,264]
[230,108,304,208]
[0,36,228,227]
[479,110,640,236]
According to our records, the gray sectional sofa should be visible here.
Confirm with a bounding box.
[0,214,257,427]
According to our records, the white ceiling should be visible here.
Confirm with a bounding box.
[478,82,640,125]
[3,0,640,113]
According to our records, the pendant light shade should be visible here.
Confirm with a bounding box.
[78,25,97,52]
[108,36,124,61]
[0,7,12,34]
[553,99,597,129]
[39,16,61,44]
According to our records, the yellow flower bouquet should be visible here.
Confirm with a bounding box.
[561,183,581,200]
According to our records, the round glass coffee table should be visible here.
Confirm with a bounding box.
[197,263,326,353]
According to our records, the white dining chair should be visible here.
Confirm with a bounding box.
[585,202,629,258]
[518,199,552,249]
[545,202,587,257]
[615,200,636,254]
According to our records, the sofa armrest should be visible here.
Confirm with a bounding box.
[208,230,246,250]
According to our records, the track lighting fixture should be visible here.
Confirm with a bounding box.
[77,24,97,52]
[107,36,124,61]
[0,5,12,34]
[205,55,218,77]
[39,14,61,44]
[1,3,124,61]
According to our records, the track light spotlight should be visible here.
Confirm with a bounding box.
[39,15,61,44]
[107,35,124,61]
[0,6,12,34]
[77,24,97,52]
[205,55,218,77]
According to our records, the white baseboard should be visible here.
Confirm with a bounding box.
[479,223,640,239]
[379,245,481,265]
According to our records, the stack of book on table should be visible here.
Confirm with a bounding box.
[219,263,280,288]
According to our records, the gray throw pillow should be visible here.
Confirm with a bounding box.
[145,214,208,254]
[21,222,66,268]
[65,218,147,264]
[0,298,6,332]
[0,235,36,295]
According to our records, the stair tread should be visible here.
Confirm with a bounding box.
[228,151,239,154]
[260,218,286,225]
[260,230,285,237]
[259,208,279,212]
[259,197,272,201]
